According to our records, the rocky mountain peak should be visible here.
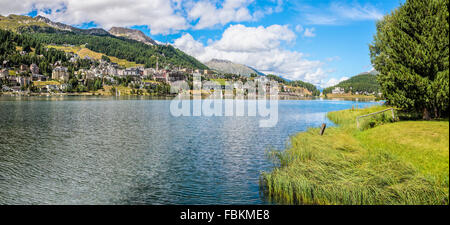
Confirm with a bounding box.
[205,58,264,77]
[108,27,157,45]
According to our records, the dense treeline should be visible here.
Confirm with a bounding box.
[23,27,208,70]
[1,28,101,93]
[266,74,320,96]
[1,28,94,76]
[323,73,380,95]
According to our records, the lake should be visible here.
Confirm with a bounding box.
[0,96,379,204]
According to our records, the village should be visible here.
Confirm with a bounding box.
[0,49,315,98]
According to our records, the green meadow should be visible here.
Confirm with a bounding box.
[261,106,449,205]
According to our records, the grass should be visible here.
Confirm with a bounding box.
[33,81,61,86]
[46,45,144,68]
[325,93,377,100]
[102,85,150,96]
[210,78,227,85]
[0,14,50,31]
[261,105,449,205]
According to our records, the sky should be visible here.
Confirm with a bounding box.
[0,0,404,88]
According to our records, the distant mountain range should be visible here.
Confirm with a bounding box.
[323,70,380,95]
[205,58,264,77]
[1,14,158,43]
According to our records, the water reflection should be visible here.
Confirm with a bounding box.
[0,97,379,204]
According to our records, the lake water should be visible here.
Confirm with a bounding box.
[0,97,378,204]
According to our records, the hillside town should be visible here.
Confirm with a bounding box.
[0,48,316,97]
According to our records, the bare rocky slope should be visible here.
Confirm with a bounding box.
[205,58,264,76]
[108,27,157,45]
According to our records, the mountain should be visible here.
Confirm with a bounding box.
[108,27,157,45]
[265,74,320,96]
[323,71,380,95]
[0,14,50,31]
[205,58,264,76]
[0,14,110,36]
[0,14,208,70]
[35,15,109,36]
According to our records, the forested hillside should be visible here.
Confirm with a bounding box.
[266,74,320,96]
[323,73,380,95]
[0,29,94,76]
[0,14,208,70]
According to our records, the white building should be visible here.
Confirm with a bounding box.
[332,87,345,94]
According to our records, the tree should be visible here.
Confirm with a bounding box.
[101,55,111,63]
[370,0,449,119]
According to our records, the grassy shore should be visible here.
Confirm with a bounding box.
[261,106,449,205]
[325,93,377,100]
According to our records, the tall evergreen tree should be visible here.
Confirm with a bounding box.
[370,0,449,119]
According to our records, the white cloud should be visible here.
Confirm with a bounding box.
[331,2,383,21]
[321,76,349,88]
[0,0,284,33]
[0,0,60,15]
[295,25,316,38]
[187,0,253,29]
[213,24,295,52]
[0,0,189,34]
[187,0,283,29]
[303,28,316,37]
[303,2,383,25]
[174,24,329,86]
[326,56,341,62]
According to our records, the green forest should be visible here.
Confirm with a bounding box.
[322,73,380,95]
[20,26,208,70]
[0,28,95,76]
[266,74,320,96]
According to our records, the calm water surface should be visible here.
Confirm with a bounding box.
[0,96,379,204]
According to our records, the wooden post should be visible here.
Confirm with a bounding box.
[391,108,395,121]
[320,123,326,136]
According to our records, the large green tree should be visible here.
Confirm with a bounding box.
[370,0,449,119]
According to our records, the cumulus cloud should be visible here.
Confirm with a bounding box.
[0,0,188,34]
[187,0,252,29]
[174,24,329,86]
[303,28,316,37]
[0,0,284,33]
[295,24,304,33]
[295,25,316,38]
[213,24,295,52]
[187,0,283,29]
[321,76,349,88]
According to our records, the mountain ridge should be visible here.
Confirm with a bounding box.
[205,58,264,77]
[34,15,110,36]
[0,14,208,70]
[108,27,157,45]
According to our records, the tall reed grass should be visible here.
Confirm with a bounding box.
[261,106,449,205]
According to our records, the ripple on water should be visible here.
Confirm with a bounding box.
[0,98,379,204]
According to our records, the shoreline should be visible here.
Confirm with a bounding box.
[0,92,381,101]
[260,105,449,205]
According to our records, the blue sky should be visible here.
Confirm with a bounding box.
[1,0,404,87]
